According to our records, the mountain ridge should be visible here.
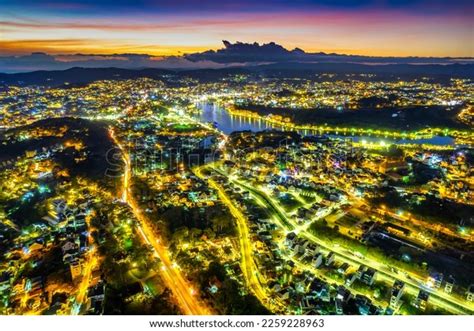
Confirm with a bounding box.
[1,62,473,87]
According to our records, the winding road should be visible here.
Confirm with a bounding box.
[110,129,211,315]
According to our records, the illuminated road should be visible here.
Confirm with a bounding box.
[72,248,98,314]
[211,164,473,315]
[373,206,473,244]
[194,166,283,313]
[110,129,211,315]
[71,214,99,315]
[282,246,389,309]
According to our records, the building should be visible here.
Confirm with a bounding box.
[325,252,335,266]
[337,262,350,274]
[390,280,405,309]
[428,272,443,289]
[309,279,330,302]
[345,273,357,286]
[312,253,323,268]
[285,232,297,247]
[86,281,105,314]
[414,290,430,311]
[356,265,366,279]
[70,258,82,281]
[361,268,377,286]
[336,285,352,303]
[335,299,344,315]
[444,276,455,294]
[467,284,474,302]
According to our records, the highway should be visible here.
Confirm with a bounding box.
[210,164,474,315]
[110,129,211,315]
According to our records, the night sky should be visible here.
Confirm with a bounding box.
[1,0,473,56]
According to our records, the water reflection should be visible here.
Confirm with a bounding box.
[194,102,454,146]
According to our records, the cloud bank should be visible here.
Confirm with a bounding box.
[0,52,243,73]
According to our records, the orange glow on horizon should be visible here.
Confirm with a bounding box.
[0,40,214,56]
[0,9,472,58]
[2,38,473,58]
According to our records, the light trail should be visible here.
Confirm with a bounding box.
[110,129,211,315]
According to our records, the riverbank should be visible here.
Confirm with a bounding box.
[193,102,473,147]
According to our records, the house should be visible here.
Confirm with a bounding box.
[87,281,105,302]
[336,285,352,303]
[361,268,377,286]
[69,258,83,281]
[335,299,344,315]
[270,282,281,293]
[337,262,350,274]
[309,279,330,302]
[390,280,405,309]
[355,295,373,315]
[325,252,335,266]
[52,199,67,213]
[13,280,25,295]
[28,276,43,298]
[467,284,474,302]
[428,272,443,289]
[62,241,77,254]
[444,276,455,294]
[42,215,59,226]
[305,243,319,256]
[293,243,306,255]
[345,273,357,286]
[285,232,297,247]
[356,265,367,279]
[414,290,430,311]
[312,253,323,268]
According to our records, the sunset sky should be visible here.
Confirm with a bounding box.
[1,0,473,57]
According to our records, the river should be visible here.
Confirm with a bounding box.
[193,102,455,146]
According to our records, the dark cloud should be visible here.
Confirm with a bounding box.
[0,53,238,73]
[2,41,472,73]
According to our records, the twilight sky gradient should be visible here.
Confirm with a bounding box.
[0,0,473,57]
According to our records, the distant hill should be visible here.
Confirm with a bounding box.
[252,61,474,79]
[0,67,173,86]
[1,62,473,87]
